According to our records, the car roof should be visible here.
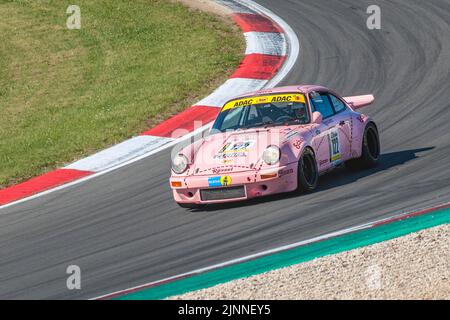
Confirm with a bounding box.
[232,85,330,100]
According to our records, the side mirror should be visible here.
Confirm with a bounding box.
[312,111,323,124]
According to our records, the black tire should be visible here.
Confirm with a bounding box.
[346,122,380,170]
[297,148,319,193]
[177,202,200,209]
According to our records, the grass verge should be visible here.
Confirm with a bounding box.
[0,0,244,187]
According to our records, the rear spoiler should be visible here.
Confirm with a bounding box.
[343,94,374,110]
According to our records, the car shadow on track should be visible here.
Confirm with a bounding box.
[187,147,435,212]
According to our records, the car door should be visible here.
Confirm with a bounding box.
[309,92,337,171]
[327,93,352,162]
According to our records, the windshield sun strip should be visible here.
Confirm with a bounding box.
[221,93,306,112]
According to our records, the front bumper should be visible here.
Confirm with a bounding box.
[170,163,298,204]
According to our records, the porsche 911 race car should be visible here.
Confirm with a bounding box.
[170,85,380,208]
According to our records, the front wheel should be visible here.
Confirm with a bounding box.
[346,122,380,170]
[297,148,319,193]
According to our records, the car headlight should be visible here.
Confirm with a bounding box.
[172,154,188,174]
[262,145,281,165]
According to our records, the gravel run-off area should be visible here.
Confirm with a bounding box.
[172,224,450,300]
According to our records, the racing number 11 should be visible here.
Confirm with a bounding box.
[329,129,341,163]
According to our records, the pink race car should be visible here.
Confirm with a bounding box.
[170,85,380,208]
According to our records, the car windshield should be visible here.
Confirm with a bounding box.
[212,93,309,133]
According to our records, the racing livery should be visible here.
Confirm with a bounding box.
[170,85,380,208]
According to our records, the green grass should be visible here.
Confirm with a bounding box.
[0,0,244,187]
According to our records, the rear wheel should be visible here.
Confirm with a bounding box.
[346,122,380,170]
[297,148,319,193]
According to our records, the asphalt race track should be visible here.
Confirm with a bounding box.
[1,0,449,299]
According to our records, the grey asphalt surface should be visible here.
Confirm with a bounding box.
[1,0,449,299]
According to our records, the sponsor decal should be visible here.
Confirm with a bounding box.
[208,175,232,187]
[293,139,302,149]
[222,94,305,111]
[278,168,293,177]
[256,97,269,103]
[319,159,329,166]
[328,128,342,164]
[212,167,233,174]
[214,140,254,159]
[284,130,298,141]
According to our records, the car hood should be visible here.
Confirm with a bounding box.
[188,127,302,176]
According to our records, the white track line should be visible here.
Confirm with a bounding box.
[92,201,450,300]
[93,224,367,300]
